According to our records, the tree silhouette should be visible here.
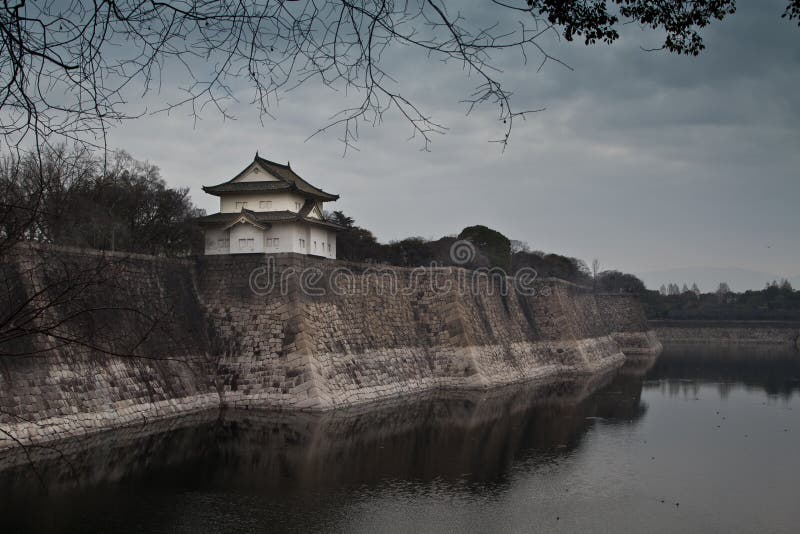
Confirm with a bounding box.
[1,1,797,153]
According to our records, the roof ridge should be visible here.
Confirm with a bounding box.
[255,155,290,169]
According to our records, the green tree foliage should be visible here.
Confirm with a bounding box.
[327,210,380,262]
[331,211,594,283]
[511,250,592,285]
[595,270,646,293]
[457,225,512,271]
[330,211,458,267]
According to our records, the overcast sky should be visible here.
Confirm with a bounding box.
[107,0,800,289]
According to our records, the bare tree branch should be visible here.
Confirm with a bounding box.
[2,1,777,153]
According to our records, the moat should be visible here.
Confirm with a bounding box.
[1,342,799,534]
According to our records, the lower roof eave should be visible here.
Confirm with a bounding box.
[193,212,344,231]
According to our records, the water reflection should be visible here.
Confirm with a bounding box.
[1,343,799,533]
[644,343,800,400]
[0,365,647,494]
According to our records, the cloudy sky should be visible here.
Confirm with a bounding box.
[107,0,800,290]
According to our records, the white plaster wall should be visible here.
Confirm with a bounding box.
[293,223,311,255]
[203,227,230,255]
[220,192,310,213]
[262,223,296,254]
[260,221,308,255]
[306,202,323,219]
[203,222,336,257]
[309,226,331,257]
[229,224,265,254]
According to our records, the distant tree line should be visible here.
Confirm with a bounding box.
[329,211,800,321]
[644,279,800,321]
[1,147,204,256]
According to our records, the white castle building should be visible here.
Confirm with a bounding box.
[197,154,342,257]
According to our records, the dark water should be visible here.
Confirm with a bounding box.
[1,343,799,534]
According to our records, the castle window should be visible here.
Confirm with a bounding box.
[294,201,302,211]
[235,201,248,210]
[299,238,306,248]
[238,238,254,250]
[259,200,272,210]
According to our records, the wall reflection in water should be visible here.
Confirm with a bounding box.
[644,343,800,400]
[2,343,799,534]
[0,359,652,496]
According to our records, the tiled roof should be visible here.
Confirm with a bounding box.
[202,155,339,201]
[297,199,315,217]
[299,216,345,230]
[194,209,344,230]
[202,181,293,195]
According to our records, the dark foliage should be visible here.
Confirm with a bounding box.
[329,210,457,267]
[0,148,204,256]
[511,250,592,285]
[643,280,800,320]
[595,270,647,293]
[331,211,598,286]
[327,210,381,262]
[458,225,512,271]
[527,0,737,55]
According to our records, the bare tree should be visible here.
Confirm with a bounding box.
[1,146,206,359]
[510,240,530,255]
[2,1,795,154]
[591,258,600,291]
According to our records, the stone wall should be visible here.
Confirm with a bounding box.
[651,320,800,347]
[0,247,659,450]
[596,293,662,354]
[196,254,660,411]
[0,245,219,450]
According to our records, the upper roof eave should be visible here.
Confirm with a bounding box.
[202,155,339,201]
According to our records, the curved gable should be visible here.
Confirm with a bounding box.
[232,162,282,183]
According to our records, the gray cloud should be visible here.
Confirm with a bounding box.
[107,0,800,288]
